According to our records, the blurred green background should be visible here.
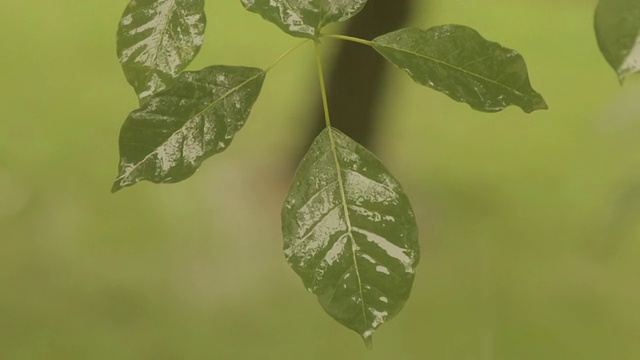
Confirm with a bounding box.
[2,0,640,358]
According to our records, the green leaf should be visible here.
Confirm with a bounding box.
[595,0,640,82]
[112,65,265,192]
[372,25,548,113]
[117,0,206,103]
[282,127,419,346]
[241,0,368,39]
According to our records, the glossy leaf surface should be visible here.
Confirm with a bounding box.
[595,0,640,81]
[282,127,419,346]
[113,66,265,192]
[241,0,368,39]
[117,0,206,103]
[372,25,548,113]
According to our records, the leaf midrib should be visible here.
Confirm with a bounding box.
[326,128,369,333]
[115,70,264,187]
[138,0,178,97]
[374,41,528,99]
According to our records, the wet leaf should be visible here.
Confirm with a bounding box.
[372,25,548,113]
[117,0,206,103]
[595,0,640,82]
[282,127,419,347]
[112,65,265,192]
[241,0,368,39]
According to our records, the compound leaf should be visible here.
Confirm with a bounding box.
[282,127,419,347]
[372,25,548,113]
[595,0,640,82]
[117,0,206,103]
[112,65,265,192]
[241,0,368,39]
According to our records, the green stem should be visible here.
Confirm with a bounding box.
[314,41,332,128]
[264,40,310,72]
[321,34,374,47]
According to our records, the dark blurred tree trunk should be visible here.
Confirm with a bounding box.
[305,0,417,153]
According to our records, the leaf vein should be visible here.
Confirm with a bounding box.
[326,129,369,335]
[377,43,527,98]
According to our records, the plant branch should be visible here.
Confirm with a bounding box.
[321,34,374,47]
[314,41,332,128]
[265,40,310,72]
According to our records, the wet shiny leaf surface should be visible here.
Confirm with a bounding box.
[241,0,368,39]
[113,66,265,192]
[595,0,640,81]
[372,25,548,113]
[282,127,419,346]
[117,0,206,103]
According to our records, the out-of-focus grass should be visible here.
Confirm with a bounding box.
[1,0,639,359]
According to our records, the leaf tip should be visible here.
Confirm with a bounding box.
[362,332,374,349]
[540,100,550,111]
[617,73,628,86]
[111,181,124,193]
[524,95,549,113]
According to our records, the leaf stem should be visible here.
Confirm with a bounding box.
[321,34,374,47]
[264,40,310,72]
[314,41,332,129]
